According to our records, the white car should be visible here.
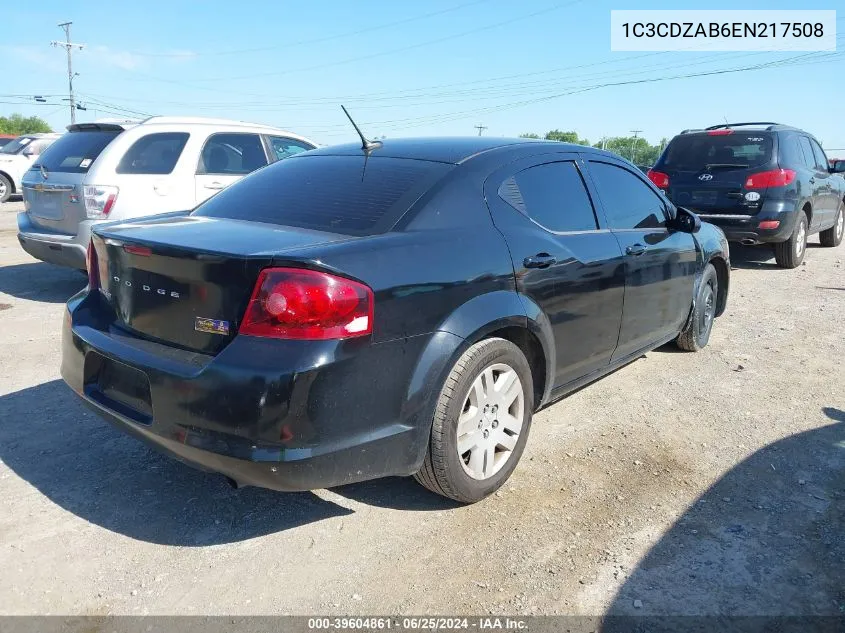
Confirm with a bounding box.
[0,133,62,202]
[18,116,316,270]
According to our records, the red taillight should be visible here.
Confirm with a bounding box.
[239,268,374,340]
[647,169,670,189]
[123,244,152,256]
[707,129,734,136]
[758,220,780,230]
[745,169,796,189]
[87,242,99,290]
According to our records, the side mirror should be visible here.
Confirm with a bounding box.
[830,160,845,174]
[671,207,701,234]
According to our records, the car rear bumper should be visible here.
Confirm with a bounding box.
[695,200,798,244]
[61,292,449,491]
[17,212,93,270]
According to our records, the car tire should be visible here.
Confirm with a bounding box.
[676,263,718,352]
[819,202,844,247]
[414,337,534,503]
[774,211,808,268]
[0,174,12,203]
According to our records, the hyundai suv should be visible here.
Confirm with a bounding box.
[648,122,845,268]
[18,117,316,270]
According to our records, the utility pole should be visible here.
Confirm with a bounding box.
[51,22,84,125]
[474,124,487,136]
[630,130,643,163]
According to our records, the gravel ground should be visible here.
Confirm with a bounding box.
[0,198,842,616]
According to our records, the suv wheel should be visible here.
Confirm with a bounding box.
[0,174,11,203]
[414,337,534,503]
[819,203,844,247]
[774,211,808,268]
[676,263,718,352]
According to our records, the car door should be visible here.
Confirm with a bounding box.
[194,132,269,204]
[798,136,830,231]
[111,131,192,217]
[484,154,625,389]
[808,138,836,229]
[584,158,698,361]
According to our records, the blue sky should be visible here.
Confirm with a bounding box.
[2,0,843,152]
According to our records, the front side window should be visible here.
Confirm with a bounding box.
[267,136,314,161]
[197,133,267,175]
[499,161,598,232]
[117,132,189,174]
[588,161,667,230]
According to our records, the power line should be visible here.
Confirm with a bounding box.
[124,0,493,57]
[50,21,84,125]
[123,1,583,85]
[474,124,488,136]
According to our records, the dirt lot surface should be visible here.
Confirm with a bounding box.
[0,198,843,616]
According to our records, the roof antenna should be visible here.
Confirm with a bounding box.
[341,105,382,154]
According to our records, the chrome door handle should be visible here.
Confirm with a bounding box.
[204,182,225,190]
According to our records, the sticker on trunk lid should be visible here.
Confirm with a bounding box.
[195,317,230,336]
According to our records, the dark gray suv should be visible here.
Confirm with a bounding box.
[648,122,845,268]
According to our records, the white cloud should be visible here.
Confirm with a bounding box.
[4,46,56,71]
[89,45,147,71]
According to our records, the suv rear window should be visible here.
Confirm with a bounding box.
[193,155,452,235]
[117,132,189,174]
[662,133,773,170]
[34,130,121,173]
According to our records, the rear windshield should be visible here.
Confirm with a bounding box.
[661,133,774,170]
[34,129,122,173]
[0,136,37,155]
[192,155,452,235]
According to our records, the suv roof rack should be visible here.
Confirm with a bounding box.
[702,122,800,132]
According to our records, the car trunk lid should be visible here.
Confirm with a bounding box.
[91,215,351,354]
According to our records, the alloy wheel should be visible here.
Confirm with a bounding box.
[795,220,807,258]
[456,363,525,480]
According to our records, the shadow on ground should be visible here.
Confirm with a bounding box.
[605,416,845,620]
[0,380,356,545]
[0,380,456,545]
[729,241,824,270]
[0,262,85,303]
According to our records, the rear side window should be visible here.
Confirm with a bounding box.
[779,135,806,167]
[34,130,121,173]
[797,137,816,169]
[662,133,773,170]
[588,161,667,230]
[198,133,267,175]
[193,155,452,235]
[267,136,314,161]
[116,132,189,174]
[809,139,829,171]
[499,161,598,232]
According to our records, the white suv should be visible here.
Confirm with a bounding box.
[18,116,316,270]
[0,133,62,202]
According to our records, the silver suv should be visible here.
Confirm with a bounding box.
[18,116,316,270]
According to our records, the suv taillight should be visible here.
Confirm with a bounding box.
[87,241,99,290]
[647,169,670,189]
[84,185,119,219]
[239,268,374,340]
[745,169,796,189]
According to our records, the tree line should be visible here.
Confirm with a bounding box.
[0,114,53,136]
[519,129,668,167]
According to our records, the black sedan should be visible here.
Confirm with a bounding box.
[62,137,730,503]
